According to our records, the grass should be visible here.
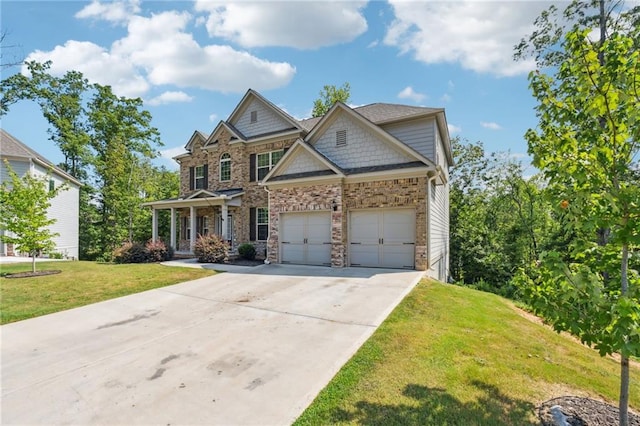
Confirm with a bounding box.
[295,279,639,425]
[0,261,214,324]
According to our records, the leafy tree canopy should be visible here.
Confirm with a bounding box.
[311,82,351,117]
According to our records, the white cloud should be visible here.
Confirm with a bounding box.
[448,123,462,134]
[440,93,452,103]
[147,91,193,106]
[159,146,187,170]
[397,86,426,103]
[194,1,368,49]
[25,8,296,98]
[367,40,379,48]
[481,121,502,130]
[384,1,549,76]
[209,113,218,122]
[75,0,140,24]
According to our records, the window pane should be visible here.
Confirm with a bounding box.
[257,153,270,167]
[257,224,268,241]
[195,166,204,178]
[257,207,268,224]
[271,150,284,165]
[220,154,231,181]
[257,167,269,180]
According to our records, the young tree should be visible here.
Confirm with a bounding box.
[0,162,66,272]
[311,82,351,117]
[516,2,640,424]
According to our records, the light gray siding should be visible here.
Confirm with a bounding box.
[232,99,294,138]
[429,180,449,281]
[278,150,329,175]
[35,163,80,259]
[383,117,436,162]
[314,114,414,169]
[0,159,30,183]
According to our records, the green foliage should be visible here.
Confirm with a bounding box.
[0,61,170,260]
[112,240,173,264]
[0,161,67,272]
[311,82,351,117]
[237,243,256,261]
[194,234,229,264]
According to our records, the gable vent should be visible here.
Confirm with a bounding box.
[250,110,258,123]
[336,129,347,147]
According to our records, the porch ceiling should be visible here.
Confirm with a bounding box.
[143,195,242,210]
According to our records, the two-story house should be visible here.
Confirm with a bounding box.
[0,129,81,259]
[146,89,452,280]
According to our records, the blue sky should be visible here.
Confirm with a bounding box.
[1,0,559,173]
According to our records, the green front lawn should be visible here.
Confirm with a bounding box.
[0,261,214,324]
[295,280,639,425]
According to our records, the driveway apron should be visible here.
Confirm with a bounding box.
[1,264,423,425]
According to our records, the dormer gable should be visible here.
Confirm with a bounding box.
[184,130,209,152]
[263,139,344,184]
[203,121,246,148]
[227,89,302,139]
[305,103,434,170]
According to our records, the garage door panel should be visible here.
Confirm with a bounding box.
[350,211,379,244]
[382,210,415,243]
[350,244,379,266]
[280,212,331,265]
[382,244,415,269]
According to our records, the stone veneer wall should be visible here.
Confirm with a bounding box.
[343,177,428,270]
[267,177,428,270]
[177,128,296,251]
[267,183,343,266]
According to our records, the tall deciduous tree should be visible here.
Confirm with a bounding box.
[516,2,639,424]
[0,162,66,272]
[311,82,351,117]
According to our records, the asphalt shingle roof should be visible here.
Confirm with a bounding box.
[354,103,442,124]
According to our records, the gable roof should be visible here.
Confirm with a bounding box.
[184,130,209,151]
[0,129,82,186]
[227,89,302,134]
[203,121,246,148]
[354,103,443,124]
[263,138,344,184]
[305,102,435,167]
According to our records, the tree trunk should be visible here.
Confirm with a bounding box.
[620,243,630,426]
[31,253,36,273]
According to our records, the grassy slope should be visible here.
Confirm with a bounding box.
[0,261,214,324]
[295,280,639,425]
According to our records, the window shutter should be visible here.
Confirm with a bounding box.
[189,166,194,190]
[203,164,208,189]
[283,147,289,154]
[249,154,256,182]
[249,207,256,241]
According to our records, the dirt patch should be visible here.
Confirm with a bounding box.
[539,396,640,425]
[4,270,62,278]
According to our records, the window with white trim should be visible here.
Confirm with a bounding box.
[197,216,209,236]
[220,153,231,181]
[257,150,284,180]
[257,207,269,241]
[194,165,205,189]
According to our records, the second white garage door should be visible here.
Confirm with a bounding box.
[349,209,415,269]
[280,212,331,266]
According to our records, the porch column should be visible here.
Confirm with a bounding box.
[190,206,197,253]
[170,208,176,249]
[221,203,228,240]
[151,208,158,242]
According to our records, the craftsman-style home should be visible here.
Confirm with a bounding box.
[145,89,452,280]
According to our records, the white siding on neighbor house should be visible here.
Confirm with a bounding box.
[430,180,449,281]
[232,99,294,138]
[0,159,30,183]
[34,163,80,259]
[314,114,414,169]
[278,149,329,176]
[382,117,436,162]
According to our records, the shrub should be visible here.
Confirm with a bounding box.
[146,240,173,262]
[194,234,228,263]
[238,243,256,260]
[113,242,150,264]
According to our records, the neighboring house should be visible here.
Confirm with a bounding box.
[145,89,452,280]
[0,129,81,259]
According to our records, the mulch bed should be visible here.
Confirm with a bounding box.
[225,258,265,267]
[4,270,62,279]
[539,396,640,425]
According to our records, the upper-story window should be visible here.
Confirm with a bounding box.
[195,165,205,189]
[49,179,55,192]
[257,150,284,180]
[220,153,231,181]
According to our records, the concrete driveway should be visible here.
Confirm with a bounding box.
[1,264,423,425]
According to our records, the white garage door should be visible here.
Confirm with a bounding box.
[350,209,415,269]
[280,212,331,266]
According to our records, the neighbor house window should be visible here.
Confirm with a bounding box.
[257,150,284,180]
[49,179,55,192]
[220,153,231,181]
[195,165,205,189]
[257,207,269,241]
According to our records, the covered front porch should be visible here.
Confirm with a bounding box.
[143,189,244,254]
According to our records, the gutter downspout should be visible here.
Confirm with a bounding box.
[263,185,272,264]
[426,170,439,272]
